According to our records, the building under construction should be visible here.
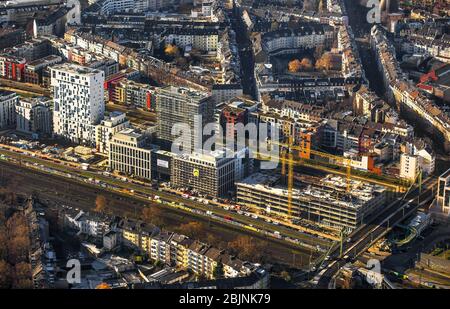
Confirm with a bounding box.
[236,172,387,231]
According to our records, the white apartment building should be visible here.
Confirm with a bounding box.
[51,63,105,145]
[166,29,219,53]
[0,91,18,129]
[15,97,52,136]
[261,26,333,55]
[108,128,152,180]
[95,111,130,153]
[171,150,237,197]
[400,153,419,181]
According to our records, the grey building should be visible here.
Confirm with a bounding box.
[171,150,236,198]
[155,86,214,151]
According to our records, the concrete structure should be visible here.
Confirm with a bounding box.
[0,90,18,129]
[155,86,214,150]
[109,128,152,180]
[51,63,105,145]
[15,97,52,136]
[236,172,387,231]
[171,150,236,198]
[95,111,130,153]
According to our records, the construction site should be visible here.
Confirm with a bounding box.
[236,172,387,232]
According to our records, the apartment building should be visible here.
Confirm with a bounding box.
[165,28,219,53]
[15,97,52,136]
[436,168,450,215]
[261,24,333,55]
[95,111,130,153]
[51,63,105,145]
[0,91,19,129]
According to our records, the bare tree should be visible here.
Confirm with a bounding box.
[95,195,107,213]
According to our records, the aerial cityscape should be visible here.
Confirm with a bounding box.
[0,0,449,293]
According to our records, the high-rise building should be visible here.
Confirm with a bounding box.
[155,86,214,151]
[51,63,104,145]
[0,90,19,129]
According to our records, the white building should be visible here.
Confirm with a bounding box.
[0,91,18,129]
[400,141,435,180]
[95,111,130,154]
[436,168,450,215]
[65,210,110,239]
[15,97,52,136]
[51,63,105,145]
[108,128,152,180]
[400,153,419,181]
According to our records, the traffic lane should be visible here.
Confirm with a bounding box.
[0,160,319,267]
[0,147,332,247]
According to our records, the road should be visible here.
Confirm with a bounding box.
[0,158,324,268]
[230,1,257,99]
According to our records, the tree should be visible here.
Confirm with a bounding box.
[177,221,205,238]
[315,52,337,71]
[95,195,107,213]
[213,261,225,279]
[164,44,179,57]
[288,59,302,72]
[228,236,260,261]
[13,262,32,289]
[142,207,164,227]
[299,58,314,71]
[95,282,111,289]
[7,235,29,264]
[0,260,12,288]
[288,58,313,72]
[318,0,325,12]
[0,228,7,260]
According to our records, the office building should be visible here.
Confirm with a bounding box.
[109,128,152,180]
[171,150,236,198]
[95,111,130,153]
[155,86,214,150]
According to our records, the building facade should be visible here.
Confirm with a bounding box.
[15,97,52,136]
[171,150,236,197]
[109,128,152,180]
[95,111,130,153]
[0,91,19,129]
[51,63,105,145]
